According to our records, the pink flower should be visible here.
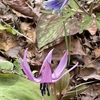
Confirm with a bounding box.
[20,48,78,97]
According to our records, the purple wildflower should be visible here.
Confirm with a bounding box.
[43,0,69,14]
[20,48,78,98]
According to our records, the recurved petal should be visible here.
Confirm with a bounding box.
[21,48,41,83]
[52,51,68,79]
[20,60,34,81]
[52,62,78,82]
[60,0,69,10]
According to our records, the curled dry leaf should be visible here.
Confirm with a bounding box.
[0,30,18,51]
[87,22,98,35]
[79,67,100,81]
[20,22,36,43]
[70,37,86,55]
[93,2,100,12]
[94,48,100,58]
[0,2,7,15]
[3,0,38,20]
[81,84,100,100]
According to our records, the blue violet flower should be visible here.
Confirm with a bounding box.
[43,0,69,14]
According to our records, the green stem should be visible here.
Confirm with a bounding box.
[68,36,71,65]
[53,83,57,100]
[62,14,70,65]
[63,21,68,50]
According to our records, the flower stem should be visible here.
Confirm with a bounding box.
[53,83,56,100]
[63,21,68,50]
[62,18,70,65]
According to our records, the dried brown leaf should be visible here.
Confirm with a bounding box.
[71,38,86,55]
[20,22,36,43]
[3,0,38,20]
[87,22,98,35]
[94,48,100,58]
[0,30,18,51]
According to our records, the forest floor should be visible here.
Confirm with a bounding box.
[0,0,100,100]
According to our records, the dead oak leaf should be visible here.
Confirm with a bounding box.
[3,0,38,20]
[20,22,36,43]
[94,48,100,58]
[71,38,86,55]
[87,22,98,35]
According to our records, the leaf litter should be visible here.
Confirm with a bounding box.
[0,0,100,100]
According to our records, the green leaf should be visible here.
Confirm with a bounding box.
[40,9,52,14]
[55,69,70,93]
[61,85,88,100]
[0,24,17,35]
[0,60,23,75]
[0,61,14,73]
[0,73,53,100]
[0,24,7,30]
[36,13,81,50]
[13,59,24,76]
[96,20,100,29]
[79,16,92,33]
[69,0,79,10]
[6,27,17,35]
[96,13,100,20]
[52,11,75,26]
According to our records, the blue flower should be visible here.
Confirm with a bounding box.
[43,0,69,14]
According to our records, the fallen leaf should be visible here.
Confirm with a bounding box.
[3,0,38,20]
[94,48,100,58]
[87,22,98,35]
[71,37,86,55]
[83,56,95,68]
[5,46,22,58]
[0,30,18,51]
[81,84,100,100]
[20,22,36,43]
[0,2,7,15]
[79,67,100,81]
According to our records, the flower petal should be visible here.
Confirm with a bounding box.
[60,0,69,10]
[41,61,52,83]
[52,62,78,82]
[20,48,41,83]
[40,49,53,74]
[43,0,69,14]
[52,51,68,79]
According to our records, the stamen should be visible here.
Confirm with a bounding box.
[40,83,50,96]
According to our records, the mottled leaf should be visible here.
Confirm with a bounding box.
[36,13,81,50]
[0,73,53,100]
[79,15,93,33]
[61,85,88,100]
[55,69,70,93]
[0,61,14,73]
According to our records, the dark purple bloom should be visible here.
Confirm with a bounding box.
[43,0,69,14]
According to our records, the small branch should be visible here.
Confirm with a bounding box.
[1,19,34,43]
